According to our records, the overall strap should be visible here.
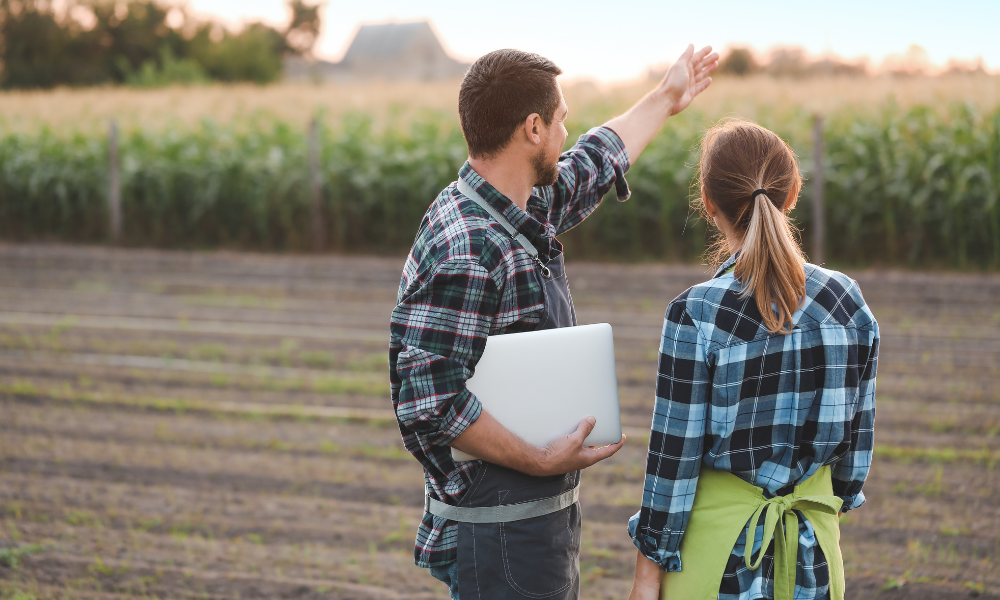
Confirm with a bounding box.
[456,179,550,278]
[425,483,579,524]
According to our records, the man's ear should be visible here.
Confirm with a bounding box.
[522,113,543,146]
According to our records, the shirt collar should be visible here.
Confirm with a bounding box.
[713,251,741,278]
[458,162,547,243]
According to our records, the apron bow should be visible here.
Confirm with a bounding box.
[744,492,843,600]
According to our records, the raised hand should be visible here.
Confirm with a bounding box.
[661,44,719,116]
[603,43,719,161]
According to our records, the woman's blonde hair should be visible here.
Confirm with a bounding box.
[698,119,805,335]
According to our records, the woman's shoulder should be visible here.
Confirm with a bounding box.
[663,273,746,329]
[800,264,877,330]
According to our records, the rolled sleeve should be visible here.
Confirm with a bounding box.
[628,511,682,572]
[541,126,631,235]
[390,257,499,447]
[578,126,632,202]
[839,490,866,512]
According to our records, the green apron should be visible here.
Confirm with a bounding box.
[659,466,845,600]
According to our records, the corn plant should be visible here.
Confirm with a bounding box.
[0,103,997,269]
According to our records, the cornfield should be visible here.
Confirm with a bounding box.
[0,81,998,269]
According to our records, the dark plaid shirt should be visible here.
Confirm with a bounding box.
[390,127,630,568]
[629,253,879,599]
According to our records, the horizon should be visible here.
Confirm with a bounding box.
[182,0,994,82]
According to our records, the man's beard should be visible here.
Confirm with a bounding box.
[531,148,559,187]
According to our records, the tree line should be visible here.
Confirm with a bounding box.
[714,46,988,78]
[0,0,321,88]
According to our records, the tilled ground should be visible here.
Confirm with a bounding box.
[0,244,998,599]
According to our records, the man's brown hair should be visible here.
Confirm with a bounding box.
[458,49,563,159]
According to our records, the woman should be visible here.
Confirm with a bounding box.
[627,120,878,600]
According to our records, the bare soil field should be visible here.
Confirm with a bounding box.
[0,244,998,599]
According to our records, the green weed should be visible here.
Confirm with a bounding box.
[134,516,162,532]
[0,544,45,568]
[5,503,22,519]
[381,515,410,544]
[64,509,102,528]
[929,417,957,433]
[874,444,1000,465]
[86,556,129,577]
[347,353,387,372]
[915,468,946,497]
[311,377,384,396]
[878,575,906,593]
[964,581,986,593]
[299,350,334,369]
[188,343,227,362]
[170,521,194,541]
[182,294,282,310]
[73,281,108,293]
[0,380,393,425]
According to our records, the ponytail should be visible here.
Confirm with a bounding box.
[698,119,806,335]
[735,191,806,334]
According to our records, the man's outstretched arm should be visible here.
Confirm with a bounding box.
[605,44,718,162]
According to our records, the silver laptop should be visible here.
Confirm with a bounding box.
[452,323,622,462]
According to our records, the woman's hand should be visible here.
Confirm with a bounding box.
[628,550,662,600]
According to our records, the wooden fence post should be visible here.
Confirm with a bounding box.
[108,119,122,244]
[811,115,825,265]
[308,118,325,252]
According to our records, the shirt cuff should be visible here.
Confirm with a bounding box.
[839,490,866,512]
[580,126,631,202]
[430,388,483,447]
[627,511,682,572]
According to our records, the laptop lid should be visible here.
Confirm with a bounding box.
[452,323,622,462]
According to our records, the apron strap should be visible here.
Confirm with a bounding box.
[743,492,843,600]
[456,179,551,279]
[425,483,580,524]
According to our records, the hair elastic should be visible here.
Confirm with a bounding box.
[751,188,768,201]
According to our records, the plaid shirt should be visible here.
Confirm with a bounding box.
[389,127,630,568]
[629,253,879,599]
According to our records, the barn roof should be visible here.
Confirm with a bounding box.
[342,21,447,62]
[284,20,468,82]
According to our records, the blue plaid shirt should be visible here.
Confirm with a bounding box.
[629,253,879,599]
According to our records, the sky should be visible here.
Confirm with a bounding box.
[186,0,994,81]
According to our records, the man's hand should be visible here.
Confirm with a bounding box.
[604,43,718,162]
[450,411,624,476]
[661,44,717,116]
[628,550,662,600]
[534,416,626,476]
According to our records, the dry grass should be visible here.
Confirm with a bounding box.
[1,74,998,133]
[606,73,1000,117]
[0,80,462,133]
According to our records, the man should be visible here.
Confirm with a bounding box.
[390,45,718,599]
